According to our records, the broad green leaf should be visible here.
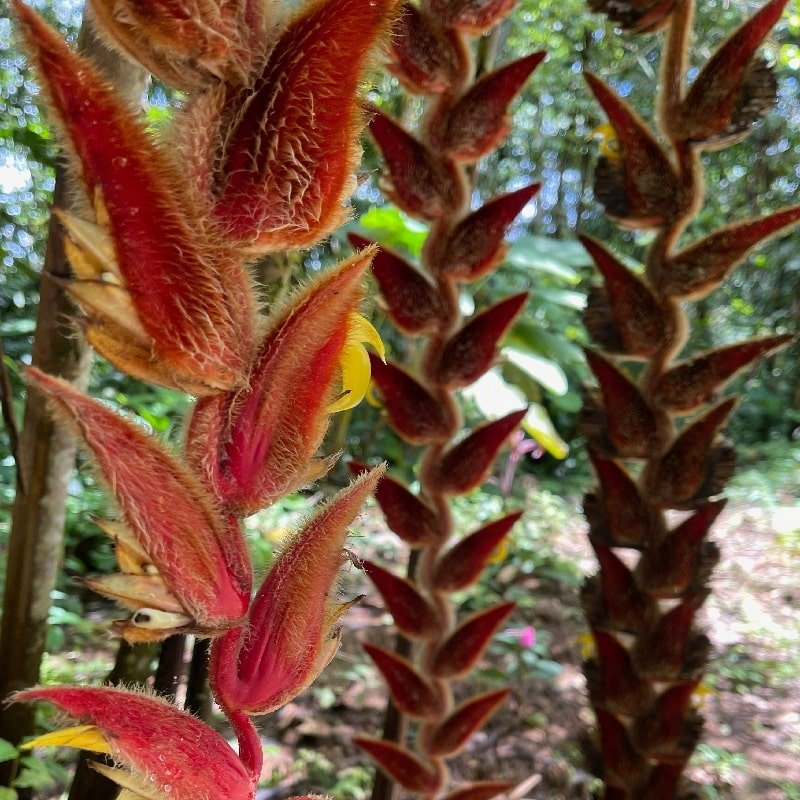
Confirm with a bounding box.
[0,739,18,763]
[506,235,590,283]
[503,347,569,396]
[355,206,428,257]
[501,360,542,403]
[528,287,586,310]
[12,757,58,791]
[464,370,568,459]
[507,320,585,365]
[0,787,18,800]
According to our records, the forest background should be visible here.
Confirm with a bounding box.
[0,0,799,798]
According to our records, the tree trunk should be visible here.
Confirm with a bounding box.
[0,15,147,784]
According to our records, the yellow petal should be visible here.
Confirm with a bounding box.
[350,314,385,362]
[22,725,112,754]
[578,631,596,659]
[328,341,371,413]
[590,123,622,164]
[488,538,510,565]
[365,380,383,408]
[328,313,386,413]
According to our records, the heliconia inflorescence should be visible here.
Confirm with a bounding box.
[347,1,545,797]
[9,0,402,797]
[580,0,799,797]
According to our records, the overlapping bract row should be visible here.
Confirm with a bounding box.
[580,1,798,798]
[12,0,400,798]
[350,1,544,796]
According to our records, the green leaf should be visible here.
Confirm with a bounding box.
[354,206,428,257]
[528,287,586,310]
[12,757,58,791]
[0,739,19,763]
[0,787,18,800]
[503,347,569,396]
[464,371,568,459]
[506,320,584,364]
[506,235,590,283]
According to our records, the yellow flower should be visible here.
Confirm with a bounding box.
[488,538,510,564]
[590,123,623,164]
[22,724,112,754]
[328,314,386,413]
[578,631,596,659]
[692,680,717,710]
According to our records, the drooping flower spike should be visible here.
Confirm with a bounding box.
[25,368,251,642]
[186,249,384,516]
[580,0,799,796]
[211,0,402,253]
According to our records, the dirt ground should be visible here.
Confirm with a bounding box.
[256,498,800,800]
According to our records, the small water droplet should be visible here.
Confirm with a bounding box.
[162,784,173,794]
[112,156,128,168]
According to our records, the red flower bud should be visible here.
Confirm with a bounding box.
[633,681,701,759]
[88,0,260,90]
[364,643,444,718]
[211,468,383,714]
[348,461,444,546]
[586,452,656,549]
[363,560,439,639]
[429,53,545,162]
[595,709,650,786]
[15,686,254,800]
[214,0,400,252]
[426,689,510,756]
[437,293,528,388]
[672,0,788,148]
[586,72,689,229]
[587,0,675,33]
[658,206,800,298]
[429,0,515,34]
[368,107,466,220]
[427,185,540,280]
[348,233,444,335]
[646,398,738,509]
[653,335,793,412]
[632,594,709,680]
[26,368,249,641]
[430,409,527,495]
[370,356,456,444]
[586,541,658,634]
[387,3,467,94]
[430,602,515,678]
[580,235,672,358]
[187,251,382,515]
[636,500,725,598]
[586,631,654,717]
[583,350,670,458]
[354,739,443,793]
[433,512,523,592]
